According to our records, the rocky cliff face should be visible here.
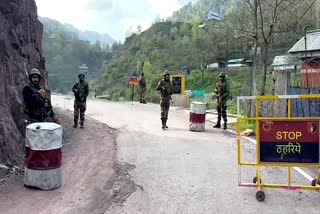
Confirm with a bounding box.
[0,0,44,165]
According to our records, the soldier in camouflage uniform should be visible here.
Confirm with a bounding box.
[157,70,173,130]
[72,73,89,128]
[213,72,230,130]
[22,68,58,124]
[139,72,147,104]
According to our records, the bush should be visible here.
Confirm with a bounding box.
[230,120,256,132]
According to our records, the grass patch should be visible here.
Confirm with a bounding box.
[230,120,256,133]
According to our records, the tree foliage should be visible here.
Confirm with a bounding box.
[42,21,111,93]
[91,0,320,101]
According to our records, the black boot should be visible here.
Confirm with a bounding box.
[223,122,227,130]
[213,121,221,128]
[162,119,166,130]
[80,122,84,128]
[73,121,78,128]
[165,119,168,129]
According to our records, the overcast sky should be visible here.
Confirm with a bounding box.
[35,0,191,41]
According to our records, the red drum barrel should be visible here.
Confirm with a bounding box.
[189,101,206,132]
[24,122,63,190]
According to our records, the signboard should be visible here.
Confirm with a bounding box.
[170,75,186,95]
[259,120,320,164]
[172,77,182,94]
[129,73,138,85]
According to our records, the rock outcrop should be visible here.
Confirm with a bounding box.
[0,0,44,165]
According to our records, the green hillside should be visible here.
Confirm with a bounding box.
[92,0,320,102]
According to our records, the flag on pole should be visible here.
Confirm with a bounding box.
[129,72,138,85]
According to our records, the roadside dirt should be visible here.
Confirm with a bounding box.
[0,110,119,214]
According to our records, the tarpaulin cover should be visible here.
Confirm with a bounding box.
[189,113,206,123]
[24,168,62,190]
[190,101,206,132]
[24,122,63,190]
[25,147,62,170]
[190,101,206,114]
[26,122,63,150]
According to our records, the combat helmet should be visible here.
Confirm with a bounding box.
[163,70,170,76]
[28,68,41,79]
[218,72,226,78]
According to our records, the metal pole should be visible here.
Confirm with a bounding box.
[132,84,134,102]
[225,29,228,73]
[304,27,307,58]
[304,27,311,116]
[202,67,204,84]
[304,27,309,89]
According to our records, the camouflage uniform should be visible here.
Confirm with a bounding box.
[139,73,147,104]
[23,84,55,123]
[214,72,230,130]
[22,68,56,124]
[157,71,173,129]
[72,80,89,128]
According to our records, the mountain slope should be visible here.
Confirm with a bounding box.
[93,20,253,102]
[40,17,112,93]
[170,0,243,22]
[39,17,115,45]
[93,0,315,103]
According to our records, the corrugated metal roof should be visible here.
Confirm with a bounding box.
[272,55,297,66]
[274,65,296,71]
[289,30,320,53]
[228,58,245,63]
[79,64,88,70]
[228,64,246,68]
[207,63,219,68]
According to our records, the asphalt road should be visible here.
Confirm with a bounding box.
[53,95,320,214]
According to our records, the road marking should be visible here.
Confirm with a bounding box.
[226,129,314,182]
[293,167,313,182]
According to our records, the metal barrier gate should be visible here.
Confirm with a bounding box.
[237,94,320,202]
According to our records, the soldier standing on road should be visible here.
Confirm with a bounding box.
[157,70,173,130]
[139,72,147,104]
[213,72,230,130]
[22,68,58,124]
[72,73,89,128]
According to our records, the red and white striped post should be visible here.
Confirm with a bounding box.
[24,122,63,190]
[189,101,206,132]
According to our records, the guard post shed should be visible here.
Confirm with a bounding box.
[170,74,186,96]
[170,74,187,107]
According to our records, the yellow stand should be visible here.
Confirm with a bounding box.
[237,94,320,202]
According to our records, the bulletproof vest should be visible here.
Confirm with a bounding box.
[25,84,48,122]
[74,82,87,98]
[139,77,146,88]
[160,80,172,102]
[162,80,172,94]
[219,80,229,100]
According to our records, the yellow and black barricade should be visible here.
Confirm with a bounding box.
[237,94,320,202]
